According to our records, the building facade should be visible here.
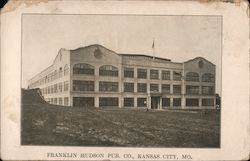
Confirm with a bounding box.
[28,44,216,109]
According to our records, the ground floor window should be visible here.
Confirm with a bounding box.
[54,98,57,104]
[186,98,199,106]
[59,97,63,105]
[99,97,118,107]
[173,98,181,107]
[73,97,94,107]
[162,98,170,107]
[137,98,147,107]
[64,97,69,106]
[124,98,134,107]
[202,98,214,106]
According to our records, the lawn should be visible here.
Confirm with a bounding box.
[21,100,220,147]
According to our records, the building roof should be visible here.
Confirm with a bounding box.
[184,57,215,66]
[70,44,172,62]
[118,53,171,62]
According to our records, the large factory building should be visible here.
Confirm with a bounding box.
[28,44,216,109]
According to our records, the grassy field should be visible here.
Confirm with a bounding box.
[21,89,220,147]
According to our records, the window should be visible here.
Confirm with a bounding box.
[45,76,48,83]
[99,97,118,107]
[59,97,63,105]
[73,97,94,107]
[54,70,57,80]
[51,72,54,81]
[59,82,63,92]
[137,83,147,93]
[202,86,214,95]
[64,97,69,106]
[54,98,57,104]
[124,83,134,92]
[59,67,63,78]
[54,84,58,93]
[186,85,199,95]
[173,71,182,81]
[73,80,94,91]
[124,67,134,78]
[73,63,94,75]
[173,85,181,94]
[137,69,147,79]
[51,85,54,94]
[162,71,170,80]
[202,73,215,82]
[99,82,118,92]
[150,84,159,92]
[202,99,214,106]
[186,98,199,106]
[137,98,147,107]
[162,84,170,94]
[162,98,170,107]
[64,81,69,91]
[124,98,134,107]
[48,86,51,94]
[150,69,159,79]
[186,72,199,82]
[64,64,69,76]
[48,73,51,82]
[173,98,181,106]
[99,65,118,77]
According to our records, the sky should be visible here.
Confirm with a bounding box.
[22,14,222,94]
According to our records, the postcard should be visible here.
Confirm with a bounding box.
[1,0,249,160]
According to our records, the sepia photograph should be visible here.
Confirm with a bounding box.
[21,14,222,148]
[1,1,249,160]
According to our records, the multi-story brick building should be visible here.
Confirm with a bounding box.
[28,44,216,109]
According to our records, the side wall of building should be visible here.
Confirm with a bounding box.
[28,48,71,106]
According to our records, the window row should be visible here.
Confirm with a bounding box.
[41,81,68,95]
[45,97,69,106]
[72,80,181,93]
[185,98,214,106]
[73,64,181,80]
[186,85,214,95]
[98,97,214,107]
[73,64,215,83]
[72,81,214,95]
[186,72,215,82]
[45,96,214,107]
[30,64,69,87]
[162,98,214,107]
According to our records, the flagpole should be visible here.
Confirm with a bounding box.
[152,39,155,60]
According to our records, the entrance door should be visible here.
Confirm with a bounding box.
[73,97,94,107]
[151,97,160,109]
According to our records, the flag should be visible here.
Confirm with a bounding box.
[152,40,155,49]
